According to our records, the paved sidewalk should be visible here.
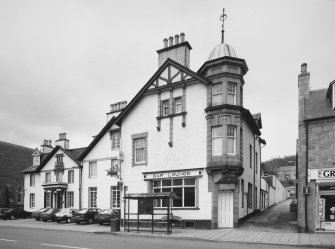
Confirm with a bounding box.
[1,219,335,248]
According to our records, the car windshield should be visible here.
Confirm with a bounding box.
[56,209,67,215]
[76,209,88,214]
[44,209,54,214]
[100,209,112,214]
[40,208,49,213]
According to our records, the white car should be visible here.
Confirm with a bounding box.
[55,208,74,223]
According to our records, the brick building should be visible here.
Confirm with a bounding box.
[297,63,335,232]
[0,141,34,208]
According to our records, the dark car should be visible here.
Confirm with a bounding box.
[95,209,120,225]
[72,208,101,224]
[0,208,31,220]
[41,208,59,222]
[31,208,51,221]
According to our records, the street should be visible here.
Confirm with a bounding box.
[239,199,297,232]
[0,226,311,249]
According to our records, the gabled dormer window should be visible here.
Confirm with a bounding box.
[33,156,40,166]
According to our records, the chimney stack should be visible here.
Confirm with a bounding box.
[40,139,53,153]
[298,63,310,123]
[55,132,69,149]
[107,100,127,121]
[157,32,192,68]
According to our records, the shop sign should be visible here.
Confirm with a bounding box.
[143,169,202,180]
[318,170,335,178]
[308,168,335,181]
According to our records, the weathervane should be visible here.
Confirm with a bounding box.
[220,8,227,44]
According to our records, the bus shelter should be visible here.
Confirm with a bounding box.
[124,192,177,235]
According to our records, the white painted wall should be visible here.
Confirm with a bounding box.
[24,148,81,212]
[82,132,120,210]
[120,83,211,220]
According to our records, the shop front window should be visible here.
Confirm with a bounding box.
[153,178,196,208]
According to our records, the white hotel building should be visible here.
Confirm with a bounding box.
[24,30,265,229]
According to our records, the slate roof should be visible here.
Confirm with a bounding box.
[0,141,34,177]
[305,88,335,120]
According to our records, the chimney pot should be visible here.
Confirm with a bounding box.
[174,34,179,45]
[168,36,173,46]
[301,63,307,73]
[163,38,168,48]
[180,32,185,42]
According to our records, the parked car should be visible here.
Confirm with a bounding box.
[0,208,31,220]
[55,208,74,223]
[72,208,101,224]
[41,208,59,222]
[31,208,51,221]
[95,209,120,225]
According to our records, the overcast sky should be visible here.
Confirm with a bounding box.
[1,0,334,161]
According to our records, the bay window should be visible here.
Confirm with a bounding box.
[212,126,223,156]
[227,125,236,155]
[212,83,223,106]
[227,82,237,105]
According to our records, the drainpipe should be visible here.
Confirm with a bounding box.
[253,135,257,211]
[304,120,309,232]
[79,162,83,209]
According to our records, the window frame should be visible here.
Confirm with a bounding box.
[174,97,182,114]
[161,99,170,116]
[111,131,121,150]
[88,187,97,208]
[30,193,35,208]
[45,172,51,183]
[227,82,237,105]
[152,178,197,208]
[45,192,51,207]
[89,161,97,178]
[248,183,253,209]
[211,126,223,156]
[227,125,237,155]
[68,191,74,208]
[111,186,120,209]
[132,133,148,166]
[30,174,35,187]
[211,83,223,106]
[56,171,63,182]
[68,170,74,184]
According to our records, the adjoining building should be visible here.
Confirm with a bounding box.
[0,141,34,208]
[297,63,335,232]
[22,134,86,211]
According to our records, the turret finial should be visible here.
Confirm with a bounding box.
[220,8,227,44]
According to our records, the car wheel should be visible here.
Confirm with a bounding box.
[66,218,71,223]
[43,220,47,222]
[88,218,93,224]
[10,215,14,220]
[76,221,80,224]
[57,220,61,223]
[36,218,40,221]
[99,222,103,225]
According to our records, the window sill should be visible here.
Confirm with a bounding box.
[156,112,187,120]
[133,162,147,167]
